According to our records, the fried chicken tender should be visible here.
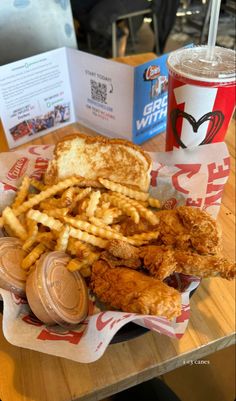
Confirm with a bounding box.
[140,245,235,281]
[107,239,140,259]
[174,250,235,280]
[100,251,141,269]
[119,217,156,236]
[157,209,191,249]
[155,207,222,254]
[177,206,222,254]
[139,245,177,280]
[91,260,181,319]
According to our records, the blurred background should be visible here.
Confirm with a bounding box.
[129,0,236,54]
[71,0,236,58]
[0,0,235,65]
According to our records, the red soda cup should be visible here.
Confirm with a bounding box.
[166,46,236,150]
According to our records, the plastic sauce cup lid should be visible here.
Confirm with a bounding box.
[36,251,89,326]
[0,237,27,294]
[167,46,236,83]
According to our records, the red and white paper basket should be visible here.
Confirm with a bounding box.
[0,142,230,362]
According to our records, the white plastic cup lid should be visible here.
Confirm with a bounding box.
[167,46,236,83]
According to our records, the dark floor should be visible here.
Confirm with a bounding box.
[125,5,235,57]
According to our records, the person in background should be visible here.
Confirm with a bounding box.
[71,0,180,57]
[153,0,180,53]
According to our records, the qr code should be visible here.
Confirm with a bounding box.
[90,80,107,104]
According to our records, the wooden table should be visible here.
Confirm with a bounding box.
[0,54,235,401]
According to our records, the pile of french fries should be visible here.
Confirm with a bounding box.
[0,175,161,278]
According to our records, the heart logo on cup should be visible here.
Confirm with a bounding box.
[171,109,225,148]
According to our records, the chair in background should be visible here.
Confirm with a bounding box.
[111,8,159,57]
[176,0,212,44]
[200,0,236,45]
[176,0,235,45]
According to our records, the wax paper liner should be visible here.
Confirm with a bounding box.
[0,142,230,362]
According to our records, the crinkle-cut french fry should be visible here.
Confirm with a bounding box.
[73,187,84,194]
[39,197,64,210]
[148,197,161,209]
[95,207,122,224]
[36,232,56,250]
[67,238,94,259]
[27,194,36,200]
[112,192,159,225]
[74,214,88,221]
[55,224,70,252]
[2,206,27,240]
[22,220,38,251]
[12,176,30,209]
[137,200,149,208]
[86,190,101,217]
[111,224,121,232]
[100,201,111,210]
[66,258,82,271]
[99,211,115,225]
[69,227,107,248]
[99,178,149,201]
[74,188,91,203]
[51,229,60,238]
[13,177,81,216]
[44,207,69,219]
[30,178,47,191]
[89,216,115,232]
[61,187,75,207]
[127,231,160,245]
[80,198,90,211]
[87,251,102,265]
[26,264,36,277]
[18,213,27,229]
[65,216,130,242]
[67,238,79,256]
[21,243,45,270]
[102,193,140,224]
[80,266,92,278]
[36,232,54,241]
[22,237,37,252]
[2,223,16,237]
[27,219,38,235]
[27,209,63,231]
[67,252,99,274]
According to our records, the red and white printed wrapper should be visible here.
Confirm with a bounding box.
[0,142,230,363]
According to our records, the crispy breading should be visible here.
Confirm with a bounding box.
[156,209,191,249]
[177,206,222,254]
[91,260,181,319]
[100,251,141,269]
[174,250,236,280]
[119,217,155,236]
[140,245,235,281]
[151,206,223,255]
[139,245,177,280]
[107,239,140,259]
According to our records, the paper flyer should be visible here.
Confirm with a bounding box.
[0,47,169,148]
[133,53,169,144]
[66,47,134,140]
[0,48,75,149]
